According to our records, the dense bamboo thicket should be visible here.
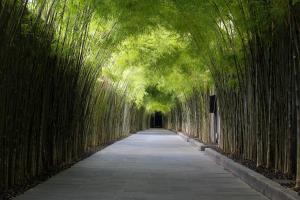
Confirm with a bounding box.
[166,0,300,187]
[214,1,300,180]
[166,91,212,144]
[0,0,148,194]
[2,0,300,194]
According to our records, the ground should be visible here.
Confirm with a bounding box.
[15,129,268,200]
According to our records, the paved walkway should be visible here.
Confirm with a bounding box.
[15,129,268,200]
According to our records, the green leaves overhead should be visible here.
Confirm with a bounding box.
[103,26,211,112]
[26,0,292,113]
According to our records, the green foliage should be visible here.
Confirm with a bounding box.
[25,0,290,113]
[2,0,299,194]
[103,26,212,112]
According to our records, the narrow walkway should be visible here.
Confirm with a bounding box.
[16,129,268,200]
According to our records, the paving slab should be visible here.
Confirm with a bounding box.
[15,129,268,200]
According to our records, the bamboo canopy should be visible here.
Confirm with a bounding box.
[1,0,300,196]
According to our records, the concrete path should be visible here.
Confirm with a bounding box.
[15,129,268,200]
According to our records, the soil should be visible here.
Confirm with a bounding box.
[211,147,298,194]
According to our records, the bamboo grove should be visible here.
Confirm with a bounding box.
[1,0,300,196]
[0,0,149,195]
[165,0,300,188]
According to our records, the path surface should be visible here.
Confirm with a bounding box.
[15,129,268,200]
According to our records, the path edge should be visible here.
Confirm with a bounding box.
[175,130,299,200]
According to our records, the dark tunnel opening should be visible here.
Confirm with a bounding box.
[150,112,163,128]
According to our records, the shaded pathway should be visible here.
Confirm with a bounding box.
[16,129,267,200]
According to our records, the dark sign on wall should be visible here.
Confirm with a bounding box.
[209,95,217,113]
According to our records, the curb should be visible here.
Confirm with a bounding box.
[205,148,300,200]
[177,132,203,148]
[200,144,218,151]
[177,132,217,151]
[176,131,299,200]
